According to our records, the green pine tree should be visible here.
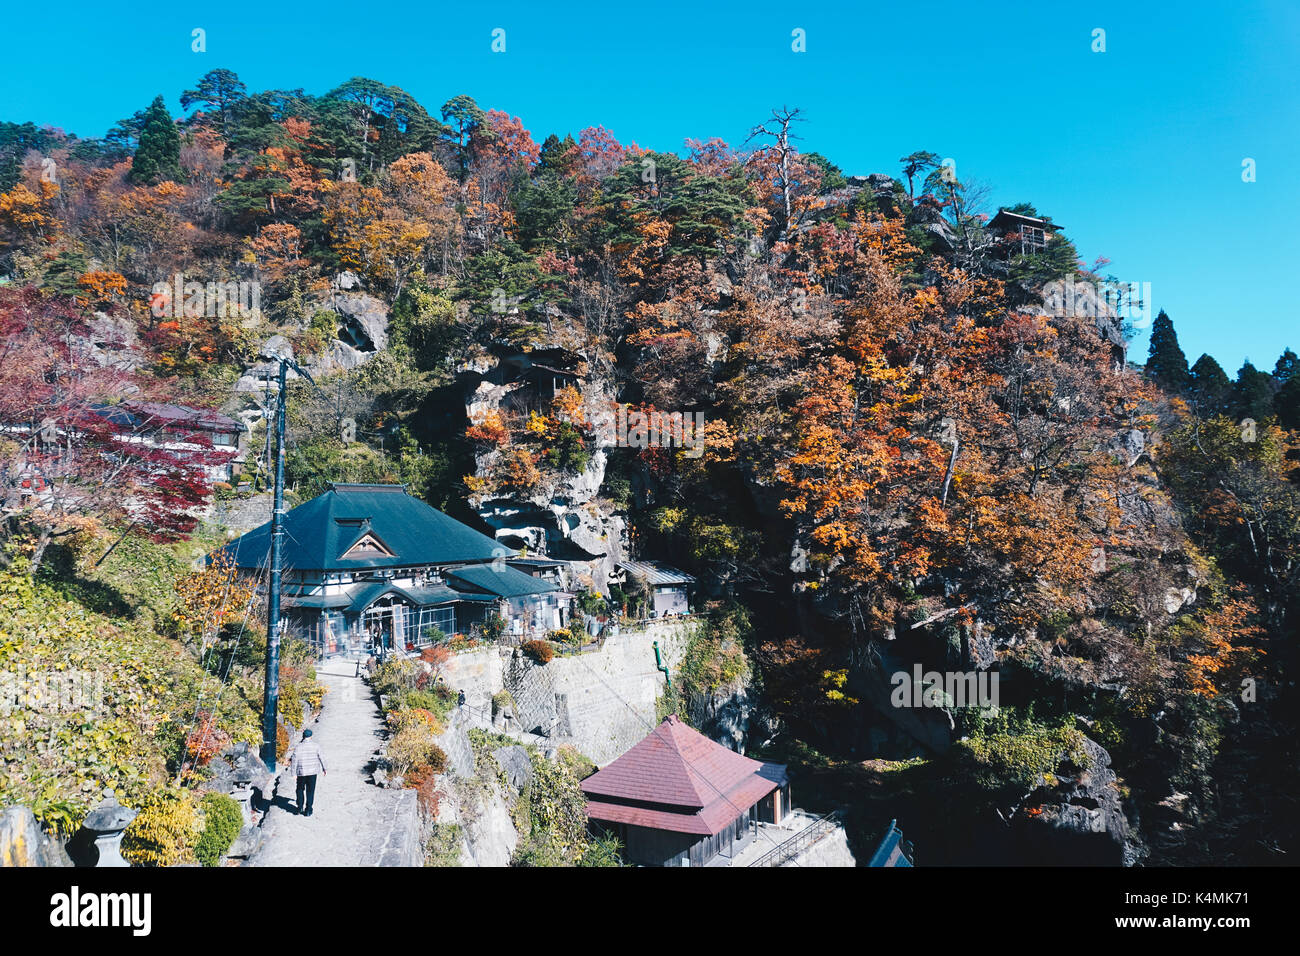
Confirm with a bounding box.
[129,95,183,185]
[1233,360,1276,422]
[1188,353,1232,417]
[1277,376,1300,431]
[1146,310,1189,393]
[1272,347,1298,383]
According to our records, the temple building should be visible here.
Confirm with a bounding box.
[219,483,566,656]
[986,208,1063,256]
[582,715,790,867]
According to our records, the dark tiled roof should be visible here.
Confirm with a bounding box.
[445,563,558,599]
[987,209,1062,232]
[582,716,786,836]
[282,580,500,612]
[221,483,506,572]
[94,400,242,434]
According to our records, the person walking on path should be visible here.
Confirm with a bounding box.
[291,729,327,816]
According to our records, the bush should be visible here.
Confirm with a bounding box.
[549,628,577,645]
[195,792,243,867]
[425,823,463,867]
[578,834,626,867]
[388,707,442,736]
[405,761,448,817]
[372,657,421,699]
[402,687,455,722]
[386,708,447,780]
[491,689,515,717]
[522,640,555,665]
[122,789,199,867]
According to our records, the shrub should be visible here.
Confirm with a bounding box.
[420,643,450,668]
[184,711,231,768]
[510,750,590,866]
[195,792,243,867]
[491,689,515,717]
[122,789,200,867]
[372,657,421,699]
[549,628,576,645]
[578,834,626,867]
[386,709,446,779]
[399,687,455,724]
[388,707,442,735]
[425,823,463,867]
[478,613,506,642]
[497,447,542,491]
[522,640,554,665]
[405,763,447,817]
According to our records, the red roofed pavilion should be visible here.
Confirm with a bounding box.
[582,715,790,866]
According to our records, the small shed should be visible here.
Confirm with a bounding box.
[583,715,790,867]
[613,560,695,618]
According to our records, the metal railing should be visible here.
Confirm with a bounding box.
[747,811,838,868]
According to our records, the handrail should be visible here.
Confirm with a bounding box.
[747,811,838,867]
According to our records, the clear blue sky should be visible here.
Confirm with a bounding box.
[2,0,1296,374]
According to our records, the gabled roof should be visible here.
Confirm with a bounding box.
[987,209,1062,233]
[445,563,558,599]
[582,716,786,835]
[221,483,506,572]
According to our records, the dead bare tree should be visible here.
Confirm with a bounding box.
[745,106,806,240]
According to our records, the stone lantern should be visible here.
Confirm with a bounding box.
[81,789,137,867]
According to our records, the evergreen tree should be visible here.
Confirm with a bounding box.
[42,250,88,297]
[1146,310,1190,393]
[538,133,576,175]
[129,95,183,185]
[440,94,486,181]
[1277,376,1300,431]
[1233,360,1276,422]
[1189,353,1232,417]
[1272,347,1298,383]
[180,68,248,135]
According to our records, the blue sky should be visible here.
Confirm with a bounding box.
[2,0,1296,374]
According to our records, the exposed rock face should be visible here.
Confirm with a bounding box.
[330,293,389,353]
[465,351,629,587]
[440,622,696,765]
[307,339,369,376]
[493,745,534,792]
[1011,735,1143,866]
[689,678,761,753]
[0,805,72,866]
[258,335,294,361]
[910,202,957,251]
[203,741,274,797]
[438,777,518,867]
[83,311,143,371]
[1109,428,1146,468]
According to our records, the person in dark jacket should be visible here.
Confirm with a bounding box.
[291,729,327,816]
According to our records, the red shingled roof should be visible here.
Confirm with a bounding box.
[582,716,787,835]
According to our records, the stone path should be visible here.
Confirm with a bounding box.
[248,664,422,867]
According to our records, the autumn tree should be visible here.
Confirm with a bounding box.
[0,288,219,572]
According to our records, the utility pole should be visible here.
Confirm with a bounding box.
[259,355,321,771]
[260,359,288,770]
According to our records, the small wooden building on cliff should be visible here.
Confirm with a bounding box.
[582,715,789,867]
